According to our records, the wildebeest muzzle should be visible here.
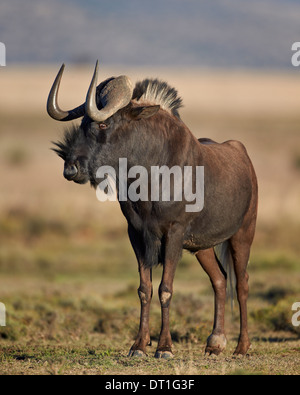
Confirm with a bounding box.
[63,163,78,180]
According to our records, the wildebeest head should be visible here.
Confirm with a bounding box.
[49,61,134,183]
[49,61,165,185]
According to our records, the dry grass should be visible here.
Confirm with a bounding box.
[0,67,300,375]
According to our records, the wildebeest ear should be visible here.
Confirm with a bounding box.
[130,105,160,120]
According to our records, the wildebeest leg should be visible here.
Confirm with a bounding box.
[229,237,252,356]
[196,248,227,355]
[155,224,184,359]
[128,263,153,357]
[229,207,257,355]
[127,226,153,357]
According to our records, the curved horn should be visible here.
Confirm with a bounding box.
[85,60,133,122]
[47,64,86,121]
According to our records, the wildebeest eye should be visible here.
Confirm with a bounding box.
[99,123,107,130]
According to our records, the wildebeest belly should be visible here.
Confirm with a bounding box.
[183,210,244,252]
[183,141,253,251]
[183,193,249,251]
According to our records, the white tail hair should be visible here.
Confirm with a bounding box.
[214,241,236,310]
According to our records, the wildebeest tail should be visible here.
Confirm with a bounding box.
[214,240,236,310]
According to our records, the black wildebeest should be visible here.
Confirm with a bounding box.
[48,61,258,358]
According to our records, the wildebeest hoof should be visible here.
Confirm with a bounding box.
[128,348,147,358]
[205,334,227,356]
[154,350,174,359]
[233,342,252,357]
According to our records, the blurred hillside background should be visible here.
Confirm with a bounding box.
[1,0,300,67]
[0,0,300,375]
